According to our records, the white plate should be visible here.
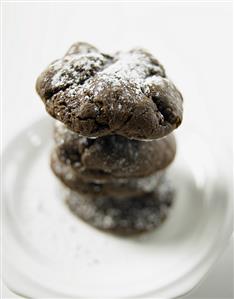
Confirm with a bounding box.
[2,118,233,299]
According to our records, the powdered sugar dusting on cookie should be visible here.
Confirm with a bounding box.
[51,53,108,89]
[37,42,183,139]
[75,50,165,102]
[66,179,174,233]
[49,48,165,104]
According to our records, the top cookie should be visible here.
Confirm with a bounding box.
[36,42,183,140]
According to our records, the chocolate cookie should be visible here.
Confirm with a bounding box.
[66,178,174,234]
[53,121,176,180]
[51,150,164,198]
[36,42,183,140]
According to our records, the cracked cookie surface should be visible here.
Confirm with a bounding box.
[53,121,176,180]
[36,42,183,139]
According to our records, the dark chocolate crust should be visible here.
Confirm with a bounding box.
[53,122,176,180]
[66,178,174,234]
[51,150,165,198]
[36,42,183,140]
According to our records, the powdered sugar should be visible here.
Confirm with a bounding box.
[66,178,173,233]
[37,43,183,139]
[51,53,108,89]
[49,49,165,104]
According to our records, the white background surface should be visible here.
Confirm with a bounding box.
[2,2,233,298]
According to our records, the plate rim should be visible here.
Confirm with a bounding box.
[2,117,233,299]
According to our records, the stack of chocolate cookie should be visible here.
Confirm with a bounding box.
[36,42,183,234]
